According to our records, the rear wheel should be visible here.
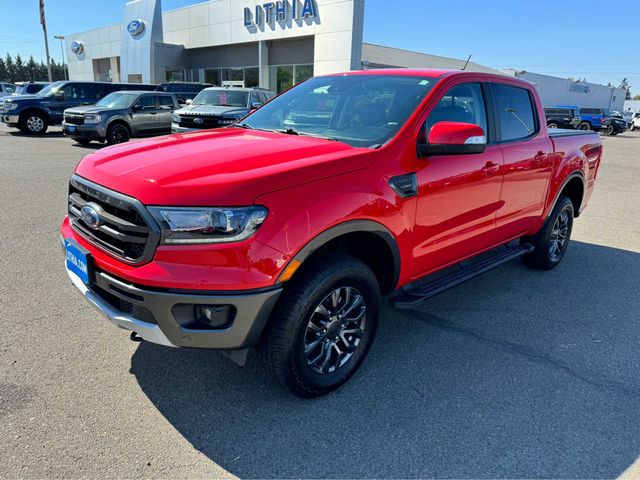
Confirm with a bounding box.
[523,196,574,270]
[579,122,591,130]
[106,123,130,144]
[258,254,380,398]
[19,112,48,135]
[548,122,559,129]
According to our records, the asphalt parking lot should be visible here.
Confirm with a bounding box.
[1,124,639,479]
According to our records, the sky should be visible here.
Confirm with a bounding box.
[1,0,638,96]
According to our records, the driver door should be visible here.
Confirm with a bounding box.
[411,82,504,279]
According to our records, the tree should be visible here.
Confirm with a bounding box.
[0,52,67,82]
[619,78,632,100]
[0,56,7,81]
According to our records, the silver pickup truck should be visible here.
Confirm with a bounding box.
[62,90,178,145]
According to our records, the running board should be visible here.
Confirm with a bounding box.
[390,243,535,309]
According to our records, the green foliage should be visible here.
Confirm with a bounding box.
[619,78,632,100]
[0,52,67,83]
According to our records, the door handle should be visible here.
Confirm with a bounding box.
[482,161,500,177]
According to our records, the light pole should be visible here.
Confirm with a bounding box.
[54,35,68,80]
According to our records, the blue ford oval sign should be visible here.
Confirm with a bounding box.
[80,203,103,230]
[127,19,146,37]
[70,41,84,55]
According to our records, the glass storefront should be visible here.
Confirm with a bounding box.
[203,67,260,87]
[166,69,185,82]
[269,64,314,93]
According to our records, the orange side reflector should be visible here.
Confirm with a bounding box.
[280,260,302,282]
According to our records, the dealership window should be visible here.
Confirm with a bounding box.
[166,69,185,82]
[270,64,313,93]
[203,67,259,87]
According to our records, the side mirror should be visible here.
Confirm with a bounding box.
[185,98,193,105]
[132,103,142,111]
[418,121,486,156]
[251,102,263,110]
[54,91,65,100]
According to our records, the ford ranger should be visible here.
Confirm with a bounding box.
[61,70,602,397]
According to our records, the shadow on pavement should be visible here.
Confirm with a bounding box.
[130,241,640,478]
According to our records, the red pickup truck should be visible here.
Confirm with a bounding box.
[61,69,602,397]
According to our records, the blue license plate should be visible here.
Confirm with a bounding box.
[66,125,77,133]
[65,239,91,286]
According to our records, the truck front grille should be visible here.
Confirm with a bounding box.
[64,113,85,125]
[178,115,223,129]
[67,175,161,265]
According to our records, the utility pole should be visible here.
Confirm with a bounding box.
[54,35,68,80]
[40,0,53,82]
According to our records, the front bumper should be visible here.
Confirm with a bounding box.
[62,122,107,139]
[63,243,282,350]
[2,114,19,125]
[171,123,199,133]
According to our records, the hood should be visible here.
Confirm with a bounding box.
[3,94,39,102]
[64,105,104,115]
[74,128,377,206]
[176,104,248,117]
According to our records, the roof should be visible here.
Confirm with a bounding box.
[361,43,505,75]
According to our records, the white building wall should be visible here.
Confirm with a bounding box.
[507,70,627,111]
[66,24,121,81]
[623,100,640,113]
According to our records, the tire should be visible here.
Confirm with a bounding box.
[106,123,130,145]
[603,125,614,136]
[547,122,559,129]
[579,122,591,131]
[19,111,48,135]
[258,254,380,398]
[74,139,92,145]
[523,196,574,270]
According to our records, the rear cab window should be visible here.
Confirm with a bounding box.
[493,84,537,142]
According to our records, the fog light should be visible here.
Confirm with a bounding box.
[195,305,235,329]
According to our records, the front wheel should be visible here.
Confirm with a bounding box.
[547,122,559,129]
[106,123,130,144]
[258,254,380,398]
[19,112,48,135]
[603,125,614,136]
[523,196,574,270]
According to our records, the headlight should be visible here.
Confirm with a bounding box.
[219,118,237,126]
[149,206,268,244]
[5,103,18,111]
[84,114,101,123]
[171,113,180,123]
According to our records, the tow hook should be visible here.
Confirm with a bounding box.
[130,331,143,342]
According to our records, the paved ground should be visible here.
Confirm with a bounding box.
[1,125,639,479]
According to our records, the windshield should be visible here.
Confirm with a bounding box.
[96,92,139,109]
[192,89,249,107]
[37,81,65,97]
[3,83,16,94]
[240,75,436,148]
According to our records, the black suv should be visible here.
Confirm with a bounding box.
[1,81,156,135]
[543,107,581,129]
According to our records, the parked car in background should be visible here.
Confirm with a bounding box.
[14,81,50,96]
[155,82,211,105]
[0,82,16,99]
[611,111,633,129]
[602,115,627,136]
[1,80,156,134]
[544,107,581,129]
[61,69,603,397]
[62,91,178,145]
[171,86,275,133]
[630,112,640,131]
[577,107,611,131]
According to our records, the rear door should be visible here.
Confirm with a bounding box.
[492,83,553,240]
[131,94,158,134]
[153,94,175,133]
[411,82,505,278]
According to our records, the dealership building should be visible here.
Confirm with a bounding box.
[64,0,503,93]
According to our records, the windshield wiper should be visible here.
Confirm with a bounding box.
[279,128,300,135]
[236,123,254,129]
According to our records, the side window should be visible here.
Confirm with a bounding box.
[426,83,487,135]
[494,84,536,142]
[157,95,174,109]
[137,95,156,109]
[250,92,261,106]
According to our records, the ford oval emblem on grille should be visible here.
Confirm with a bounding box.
[193,118,204,124]
[80,203,104,230]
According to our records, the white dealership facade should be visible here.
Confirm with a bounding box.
[64,0,502,93]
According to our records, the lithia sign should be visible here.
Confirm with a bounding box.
[244,0,318,28]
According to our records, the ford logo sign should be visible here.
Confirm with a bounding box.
[193,118,204,125]
[80,203,103,230]
[70,41,84,55]
[127,19,146,37]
